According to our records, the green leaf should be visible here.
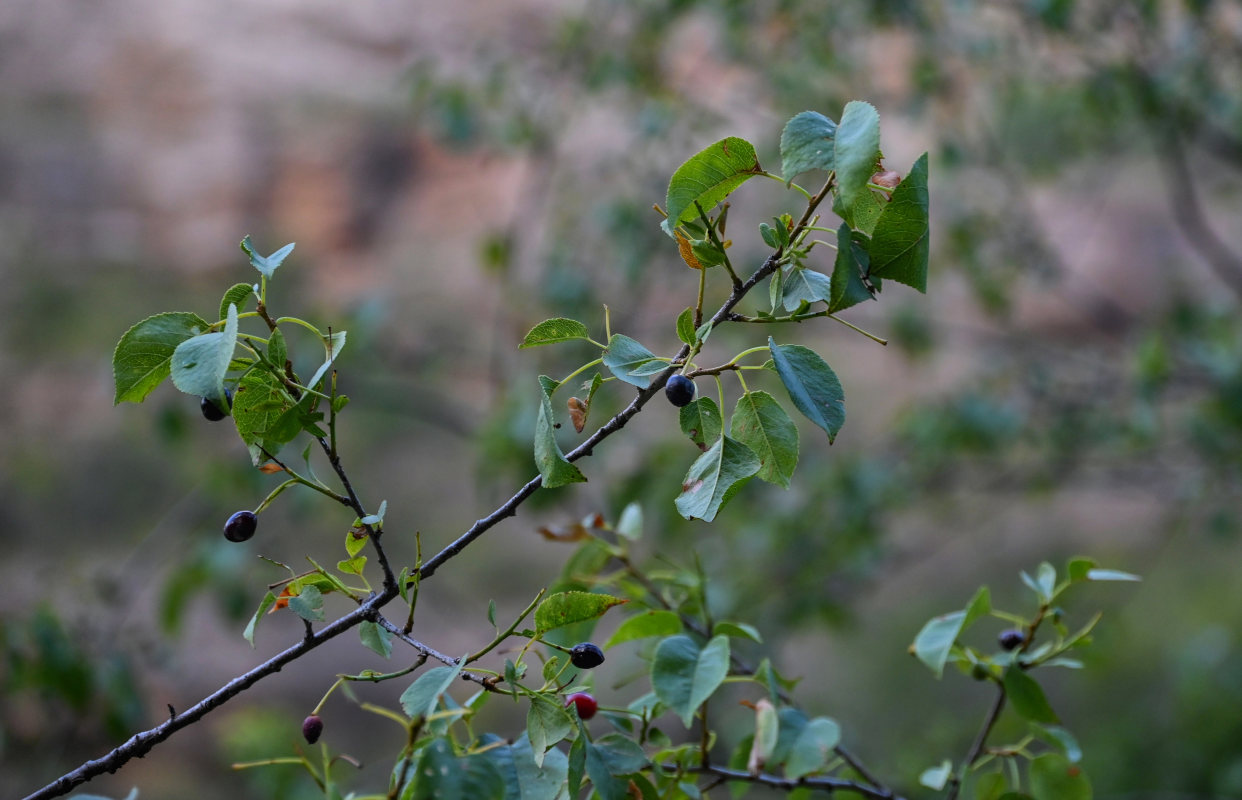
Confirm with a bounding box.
[831,101,881,229]
[410,740,506,800]
[730,391,799,488]
[400,662,464,718]
[651,634,731,727]
[675,308,696,346]
[615,502,643,541]
[527,693,574,768]
[662,137,764,237]
[602,334,658,388]
[1031,723,1083,763]
[337,556,367,575]
[674,435,761,522]
[287,584,324,622]
[781,268,833,312]
[243,591,277,647]
[534,590,626,635]
[500,734,569,800]
[919,760,953,791]
[780,110,837,185]
[305,330,346,392]
[829,224,875,313]
[585,734,649,800]
[520,318,592,349]
[679,397,723,451]
[266,327,288,372]
[784,717,841,780]
[233,368,297,464]
[567,731,586,800]
[170,303,238,404]
[605,610,683,648]
[113,312,212,404]
[1029,753,1091,800]
[964,586,992,626]
[972,771,1009,800]
[759,222,780,249]
[868,152,930,292]
[1085,568,1141,582]
[1004,665,1059,723]
[1036,562,1057,599]
[360,620,392,658]
[913,610,967,678]
[714,621,762,643]
[767,339,845,442]
[534,376,587,489]
[240,236,295,279]
[1067,557,1096,583]
[219,283,254,321]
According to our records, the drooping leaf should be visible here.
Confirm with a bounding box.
[287,584,324,622]
[242,591,277,647]
[526,694,574,768]
[400,662,464,719]
[651,634,731,727]
[113,312,212,404]
[534,590,626,635]
[784,717,841,780]
[829,224,875,313]
[219,283,255,321]
[831,101,882,229]
[170,303,238,404]
[520,318,593,349]
[605,610,683,648]
[359,620,392,658]
[913,610,967,678]
[714,621,763,643]
[1004,665,1060,723]
[730,391,799,488]
[679,396,723,451]
[602,334,658,388]
[674,435,761,522]
[615,502,643,541]
[496,734,569,800]
[1029,753,1091,800]
[304,330,346,392]
[868,152,929,292]
[781,268,833,312]
[1031,724,1083,763]
[662,137,763,237]
[240,236,295,279]
[767,339,845,442]
[780,111,838,185]
[585,734,649,800]
[534,376,587,489]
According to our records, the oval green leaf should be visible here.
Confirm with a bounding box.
[730,391,799,488]
[913,610,966,678]
[113,311,211,404]
[605,610,683,648]
[1029,752,1091,800]
[651,634,731,727]
[662,137,763,237]
[680,396,723,452]
[868,152,930,292]
[534,590,626,635]
[602,334,658,387]
[520,317,592,349]
[767,339,845,442]
[170,303,238,403]
[784,716,841,780]
[674,435,761,522]
[1003,665,1060,723]
[780,110,838,186]
[831,101,881,229]
[534,375,587,488]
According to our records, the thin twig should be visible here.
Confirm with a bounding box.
[945,686,1007,800]
[664,763,905,800]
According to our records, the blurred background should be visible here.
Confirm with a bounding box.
[3,1,1242,797]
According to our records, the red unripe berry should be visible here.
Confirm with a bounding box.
[565,692,598,720]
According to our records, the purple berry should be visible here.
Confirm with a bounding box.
[665,375,695,407]
[998,629,1025,651]
[569,642,605,669]
[223,510,257,542]
[302,714,324,744]
[200,389,233,422]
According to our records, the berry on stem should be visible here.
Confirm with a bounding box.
[200,389,233,422]
[998,628,1025,651]
[565,692,598,720]
[569,642,605,669]
[223,510,258,543]
[665,374,696,407]
[302,714,324,744]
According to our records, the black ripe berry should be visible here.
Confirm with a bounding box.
[569,642,605,669]
[200,389,233,422]
[302,714,324,744]
[565,692,598,720]
[998,629,1025,651]
[223,510,258,543]
[665,374,696,407]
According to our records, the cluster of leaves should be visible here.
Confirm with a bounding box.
[42,103,1125,800]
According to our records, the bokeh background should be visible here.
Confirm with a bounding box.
[4,1,1242,798]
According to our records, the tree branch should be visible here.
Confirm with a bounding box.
[666,763,905,800]
[944,685,1007,800]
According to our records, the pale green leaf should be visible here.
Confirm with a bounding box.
[780,110,837,185]
[674,435,761,522]
[651,634,731,727]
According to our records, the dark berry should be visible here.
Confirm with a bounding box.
[565,692,598,720]
[223,510,258,542]
[302,714,324,744]
[970,664,990,681]
[665,374,696,407]
[998,629,1025,651]
[200,389,233,421]
[569,642,605,669]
